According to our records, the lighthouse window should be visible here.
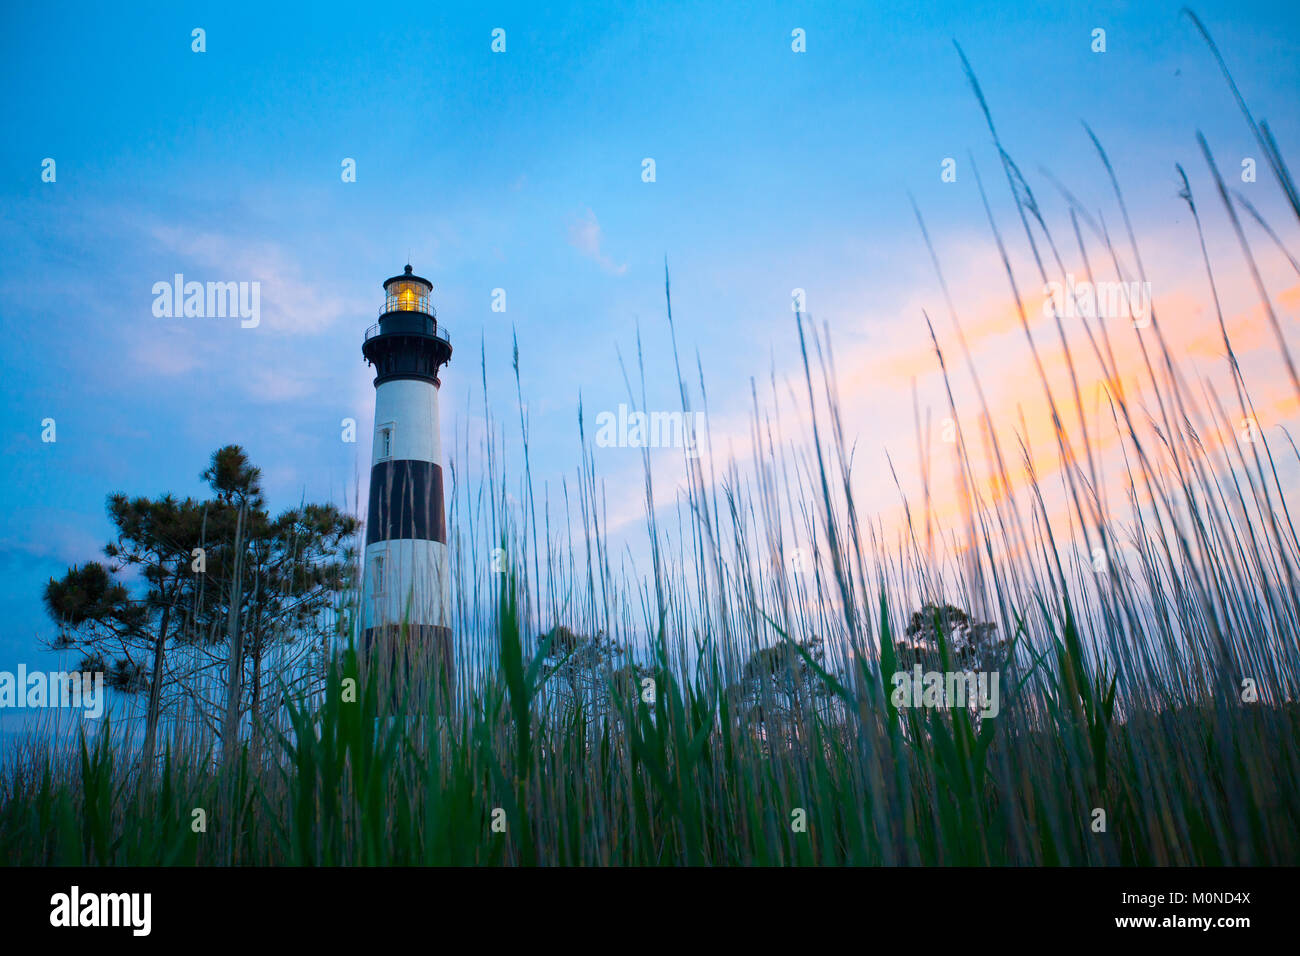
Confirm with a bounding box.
[378,423,395,461]
[372,556,385,595]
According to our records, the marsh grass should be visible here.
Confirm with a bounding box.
[2,10,1299,866]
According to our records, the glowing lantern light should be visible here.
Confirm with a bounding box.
[381,266,433,317]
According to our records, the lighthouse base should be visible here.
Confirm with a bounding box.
[361,624,455,710]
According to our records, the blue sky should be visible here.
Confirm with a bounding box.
[1,0,1298,731]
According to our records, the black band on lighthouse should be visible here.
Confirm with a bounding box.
[366,460,447,545]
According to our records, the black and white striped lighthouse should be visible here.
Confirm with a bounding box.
[360,265,453,681]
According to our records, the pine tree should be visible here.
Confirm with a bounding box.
[43,446,357,768]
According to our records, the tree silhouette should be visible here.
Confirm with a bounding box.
[895,602,1004,673]
[44,445,357,768]
[893,602,1006,731]
[539,626,647,729]
[731,635,834,746]
[45,490,205,768]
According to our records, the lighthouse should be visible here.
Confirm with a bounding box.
[360,265,453,688]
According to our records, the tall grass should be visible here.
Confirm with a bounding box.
[3,12,1299,865]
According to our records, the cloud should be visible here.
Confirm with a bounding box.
[0,512,104,569]
[579,222,1300,570]
[568,208,627,275]
[147,226,361,335]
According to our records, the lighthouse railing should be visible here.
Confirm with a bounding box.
[364,321,450,346]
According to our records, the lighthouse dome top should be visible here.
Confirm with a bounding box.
[384,263,432,290]
[382,264,434,316]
